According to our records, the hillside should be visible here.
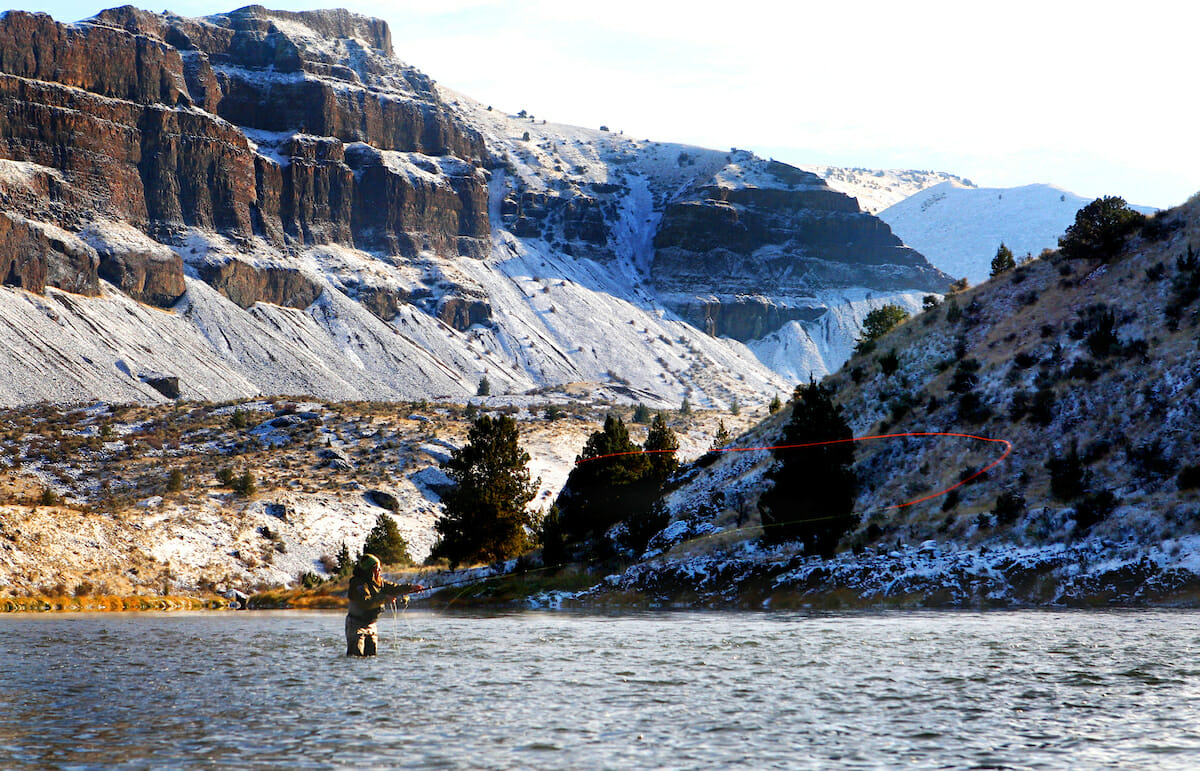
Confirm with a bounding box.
[799,166,973,214]
[587,195,1200,607]
[879,181,1160,285]
[0,396,757,596]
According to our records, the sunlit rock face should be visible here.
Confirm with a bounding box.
[0,6,490,309]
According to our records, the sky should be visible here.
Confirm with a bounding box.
[19,0,1198,209]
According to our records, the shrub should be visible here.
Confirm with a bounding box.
[958,392,993,424]
[1178,465,1200,491]
[1048,442,1087,501]
[166,468,184,493]
[1058,196,1146,261]
[1126,439,1175,481]
[1084,308,1120,358]
[231,470,256,497]
[1074,490,1117,532]
[767,394,782,414]
[948,359,981,394]
[879,350,900,376]
[993,490,1026,524]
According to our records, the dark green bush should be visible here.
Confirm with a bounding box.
[1048,442,1088,501]
[879,349,900,376]
[993,490,1026,525]
[1074,490,1117,532]
[1058,196,1145,261]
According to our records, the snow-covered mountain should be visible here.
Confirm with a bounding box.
[877,181,1159,285]
[799,166,973,214]
[0,6,951,410]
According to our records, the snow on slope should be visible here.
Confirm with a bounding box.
[877,181,1159,285]
[799,166,973,214]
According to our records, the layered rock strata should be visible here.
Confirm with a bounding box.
[0,7,490,312]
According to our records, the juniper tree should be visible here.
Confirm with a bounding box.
[1058,196,1145,261]
[758,380,856,556]
[363,513,413,566]
[855,304,909,354]
[990,242,1016,277]
[433,414,536,568]
[643,412,680,484]
[556,414,649,543]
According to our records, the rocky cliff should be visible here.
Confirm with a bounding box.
[0,7,489,308]
[651,158,949,341]
[0,5,948,407]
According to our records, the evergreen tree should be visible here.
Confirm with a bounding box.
[855,304,910,354]
[1058,196,1145,261]
[644,412,680,484]
[334,542,354,577]
[679,396,692,416]
[363,513,413,566]
[476,376,492,396]
[730,396,741,416]
[632,402,652,423]
[990,242,1016,277]
[538,506,567,568]
[758,380,857,556]
[556,414,650,543]
[768,394,782,414]
[433,414,537,568]
[711,420,731,450]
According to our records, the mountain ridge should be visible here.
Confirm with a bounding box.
[0,5,949,409]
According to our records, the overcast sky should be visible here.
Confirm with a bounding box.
[22,0,1199,208]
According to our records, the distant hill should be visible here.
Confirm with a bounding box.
[877,181,1159,285]
[799,166,973,214]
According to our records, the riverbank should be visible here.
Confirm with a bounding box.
[1,594,229,612]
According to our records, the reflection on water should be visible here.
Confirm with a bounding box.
[3,610,1200,769]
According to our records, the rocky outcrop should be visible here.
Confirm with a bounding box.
[79,223,186,307]
[0,211,99,296]
[652,168,952,340]
[686,296,825,341]
[436,294,492,331]
[195,259,322,310]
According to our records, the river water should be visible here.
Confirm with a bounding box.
[3,609,1200,769]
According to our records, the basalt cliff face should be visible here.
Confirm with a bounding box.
[0,6,488,310]
[0,5,948,406]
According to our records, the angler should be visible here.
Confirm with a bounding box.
[345,553,423,657]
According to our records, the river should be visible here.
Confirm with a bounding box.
[3,609,1200,769]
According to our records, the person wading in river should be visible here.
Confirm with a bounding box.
[346,553,423,657]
